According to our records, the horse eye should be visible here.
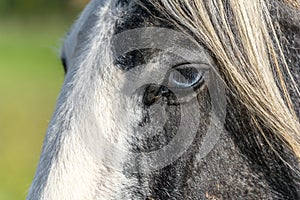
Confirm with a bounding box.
[61,57,67,74]
[167,64,205,89]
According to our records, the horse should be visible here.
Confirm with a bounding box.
[27,0,300,199]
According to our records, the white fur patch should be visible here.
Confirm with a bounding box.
[27,0,139,199]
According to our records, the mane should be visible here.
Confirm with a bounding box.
[147,0,300,167]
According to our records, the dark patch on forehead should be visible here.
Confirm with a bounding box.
[115,0,173,32]
[115,49,161,71]
[113,0,176,71]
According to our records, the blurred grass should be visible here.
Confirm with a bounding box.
[0,16,75,199]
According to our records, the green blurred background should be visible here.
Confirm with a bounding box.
[0,0,89,199]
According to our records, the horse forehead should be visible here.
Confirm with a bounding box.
[70,0,111,34]
[63,0,167,67]
[63,0,116,60]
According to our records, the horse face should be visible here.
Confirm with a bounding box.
[28,0,300,199]
[27,1,225,199]
[60,0,226,174]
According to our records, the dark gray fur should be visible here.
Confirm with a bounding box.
[112,0,300,199]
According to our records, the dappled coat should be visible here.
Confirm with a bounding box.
[27,0,300,199]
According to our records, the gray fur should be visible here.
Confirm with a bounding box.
[27,0,300,199]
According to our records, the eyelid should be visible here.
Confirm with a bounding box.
[171,62,211,70]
